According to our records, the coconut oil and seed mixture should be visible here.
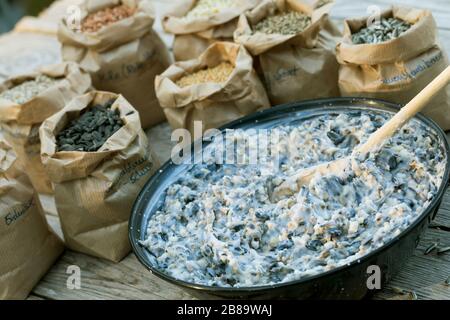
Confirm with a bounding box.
[142,111,446,287]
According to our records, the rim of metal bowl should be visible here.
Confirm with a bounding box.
[129,97,450,295]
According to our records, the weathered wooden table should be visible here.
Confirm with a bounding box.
[30,0,450,300]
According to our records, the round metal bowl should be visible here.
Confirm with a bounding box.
[129,98,450,299]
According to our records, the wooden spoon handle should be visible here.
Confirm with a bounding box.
[355,66,450,155]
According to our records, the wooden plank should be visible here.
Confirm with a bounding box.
[33,251,195,300]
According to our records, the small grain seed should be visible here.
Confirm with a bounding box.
[351,17,411,44]
[424,240,440,255]
[175,62,234,87]
[183,0,237,20]
[81,4,136,33]
[0,75,60,104]
[254,11,311,35]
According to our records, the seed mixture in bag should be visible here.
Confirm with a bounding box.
[40,91,159,262]
[336,6,450,130]
[0,63,91,195]
[0,138,63,300]
[58,0,172,129]
[234,0,341,105]
[164,0,261,61]
[155,42,270,135]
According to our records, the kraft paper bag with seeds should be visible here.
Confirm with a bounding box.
[0,138,63,300]
[155,42,270,135]
[336,7,450,130]
[234,0,341,105]
[58,0,172,129]
[0,63,91,195]
[40,91,159,262]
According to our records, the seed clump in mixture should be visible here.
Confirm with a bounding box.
[183,0,238,20]
[81,4,136,33]
[176,62,234,87]
[56,100,124,152]
[0,75,60,104]
[352,17,412,44]
[254,11,311,35]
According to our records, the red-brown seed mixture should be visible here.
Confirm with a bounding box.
[81,4,136,33]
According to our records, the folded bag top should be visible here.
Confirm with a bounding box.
[337,6,437,65]
[40,91,142,182]
[234,0,334,56]
[163,0,261,35]
[58,0,155,53]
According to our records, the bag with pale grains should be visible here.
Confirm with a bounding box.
[0,62,91,195]
[155,42,270,135]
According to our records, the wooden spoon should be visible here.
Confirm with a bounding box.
[272,66,450,201]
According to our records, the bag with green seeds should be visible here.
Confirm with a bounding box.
[336,6,450,130]
[0,62,91,195]
[234,0,341,105]
[39,91,159,262]
[0,137,63,300]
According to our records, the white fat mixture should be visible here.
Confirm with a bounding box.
[142,111,446,287]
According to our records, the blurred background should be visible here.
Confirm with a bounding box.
[0,0,54,33]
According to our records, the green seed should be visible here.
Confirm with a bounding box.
[56,99,124,153]
[352,17,411,44]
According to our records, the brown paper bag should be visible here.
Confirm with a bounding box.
[173,18,238,61]
[0,138,63,300]
[0,32,61,83]
[155,42,270,135]
[58,0,172,129]
[234,0,341,105]
[0,63,91,195]
[336,6,450,130]
[162,0,261,35]
[40,91,159,262]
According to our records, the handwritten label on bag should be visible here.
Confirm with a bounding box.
[97,50,155,82]
[264,66,301,91]
[4,198,34,226]
[107,155,154,196]
[382,51,443,85]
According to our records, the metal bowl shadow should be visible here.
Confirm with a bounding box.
[129,97,450,300]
